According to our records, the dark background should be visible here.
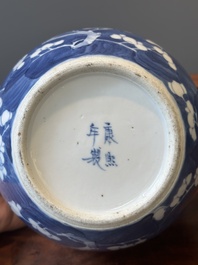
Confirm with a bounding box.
[0,0,198,84]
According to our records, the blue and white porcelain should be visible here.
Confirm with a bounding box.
[0,28,198,250]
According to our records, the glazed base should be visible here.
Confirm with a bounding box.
[12,56,184,229]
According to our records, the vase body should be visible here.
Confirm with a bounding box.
[0,28,198,250]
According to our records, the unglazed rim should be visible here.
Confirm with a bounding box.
[11,55,185,230]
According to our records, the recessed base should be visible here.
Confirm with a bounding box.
[12,56,184,229]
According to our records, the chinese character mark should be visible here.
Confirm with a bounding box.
[105,152,118,167]
[87,123,99,146]
[82,148,105,171]
[104,122,118,144]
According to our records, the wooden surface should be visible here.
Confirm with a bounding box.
[191,74,198,87]
[0,75,198,265]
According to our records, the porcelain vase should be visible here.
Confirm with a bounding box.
[0,28,198,250]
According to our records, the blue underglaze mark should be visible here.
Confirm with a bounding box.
[86,123,99,147]
[82,147,105,171]
[104,122,118,145]
[82,122,118,171]
[105,152,118,167]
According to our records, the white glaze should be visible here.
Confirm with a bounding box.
[12,56,185,229]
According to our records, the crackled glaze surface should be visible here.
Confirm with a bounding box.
[0,29,198,250]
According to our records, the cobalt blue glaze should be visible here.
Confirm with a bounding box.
[0,28,198,250]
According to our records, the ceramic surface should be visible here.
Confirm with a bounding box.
[0,28,198,250]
